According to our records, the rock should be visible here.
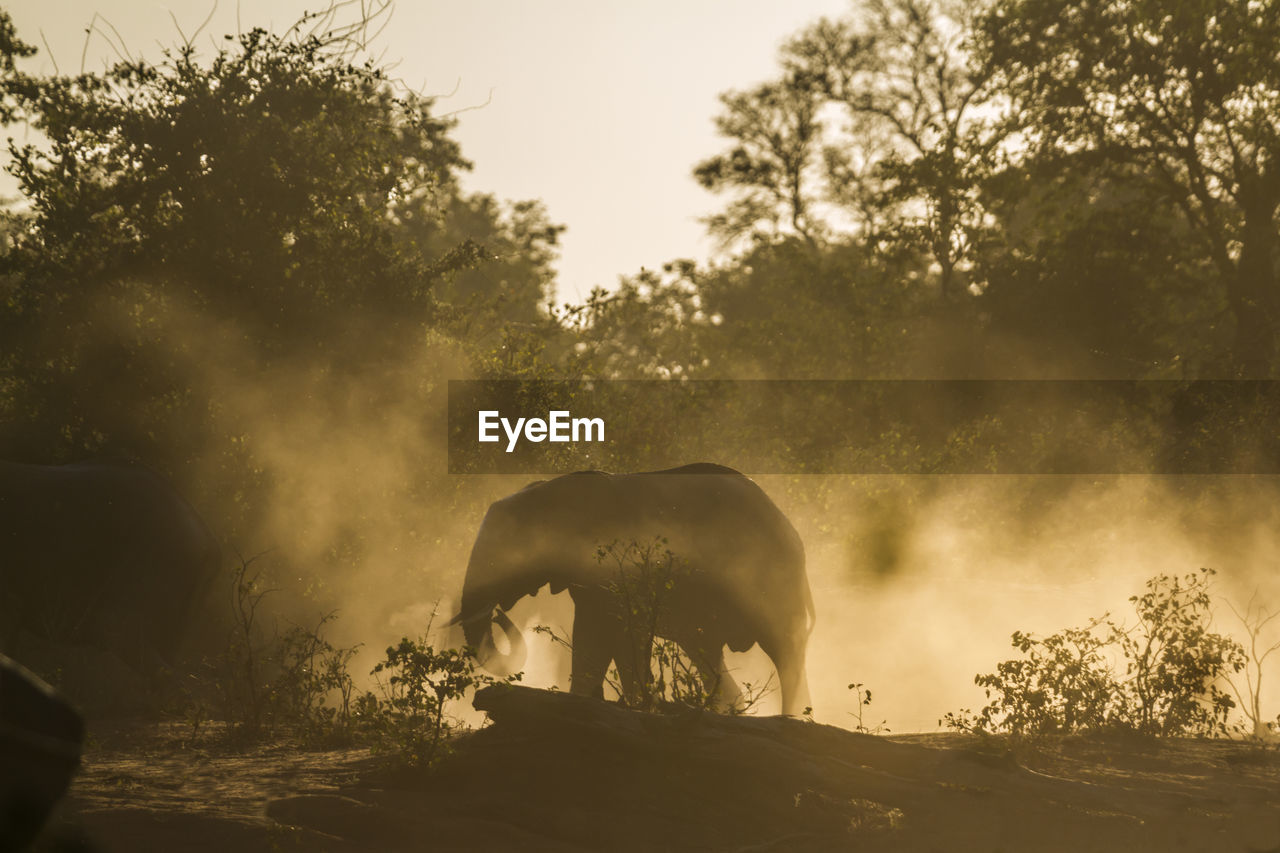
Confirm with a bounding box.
[1,653,84,852]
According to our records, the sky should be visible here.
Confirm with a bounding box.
[5,0,853,303]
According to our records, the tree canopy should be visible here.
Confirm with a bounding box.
[976,0,1280,375]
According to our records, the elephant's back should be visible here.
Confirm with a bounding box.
[505,466,806,614]
[500,465,800,557]
[0,460,221,658]
[0,460,216,564]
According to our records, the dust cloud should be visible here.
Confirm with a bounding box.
[774,474,1280,731]
[98,291,522,683]
[125,291,1280,733]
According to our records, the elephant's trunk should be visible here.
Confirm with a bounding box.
[448,602,528,676]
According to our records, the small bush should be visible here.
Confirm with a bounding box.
[1111,569,1245,736]
[848,682,889,734]
[194,553,361,746]
[356,636,518,768]
[946,569,1245,739]
[943,619,1115,737]
[538,538,769,714]
[268,613,360,746]
[601,538,705,711]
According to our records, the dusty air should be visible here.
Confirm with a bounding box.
[478,409,606,452]
[5,0,1280,851]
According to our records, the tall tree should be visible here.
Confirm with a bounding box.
[693,74,825,246]
[784,0,996,301]
[976,0,1280,375]
[977,153,1230,376]
[0,18,490,460]
[2,25,469,356]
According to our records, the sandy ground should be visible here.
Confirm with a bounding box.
[30,687,1280,852]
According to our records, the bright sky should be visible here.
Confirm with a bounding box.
[5,0,852,303]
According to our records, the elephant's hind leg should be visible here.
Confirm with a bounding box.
[771,637,812,717]
[687,641,743,712]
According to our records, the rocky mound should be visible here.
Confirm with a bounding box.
[35,685,1280,852]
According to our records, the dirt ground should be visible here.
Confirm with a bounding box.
[30,686,1280,852]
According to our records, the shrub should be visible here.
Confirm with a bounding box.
[198,553,360,746]
[946,569,1245,739]
[268,613,360,746]
[1111,569,1245,736]
[356,636,518,767]
[538,538,770,714]
[601,538,706,711]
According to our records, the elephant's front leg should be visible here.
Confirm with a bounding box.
[568,590,620,700]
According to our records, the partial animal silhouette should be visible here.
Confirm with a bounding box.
[451,464,813,715]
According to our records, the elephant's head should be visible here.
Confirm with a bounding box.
[448,499,547,675]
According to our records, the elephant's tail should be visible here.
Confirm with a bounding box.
[794,531,814,637]
[802,570,815,636]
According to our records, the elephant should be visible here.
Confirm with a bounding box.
[1,653,83,851]
[0,459,221,671]
[450,463,813,716]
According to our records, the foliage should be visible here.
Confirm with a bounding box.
[356,636,517,768]
[3,26,463,326]
[975,155,1229,376]
[215,553,276,737]
[0,11,564,620]
[1111,569,1245,736]
[783,0,998,300]
[269,614,360,746]
[693,74,826,246]
[3,17,450,463]
[943,618,1117,737]
[975,0,1280,374]
[946,569,1246,739]
[194,560,507,758]
[564,239,928,383]
[600,538,704,711]
[534,539,770,714]
[429,194,566,333]
[0,10,33,124]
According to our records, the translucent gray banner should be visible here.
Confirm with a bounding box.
[447,380,1280,475]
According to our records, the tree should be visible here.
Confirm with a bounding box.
[693,74,826,246]
[976,152,1231,377]
[0,12,566,616]
[0,19,471,464]
[1111,569,1245,736]
[1224,592,1280,739]
[416,194,565,339]
[976,0,1280,375]
[784,0,997,301]
[2,23,468,355]
[0,12,559,464]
